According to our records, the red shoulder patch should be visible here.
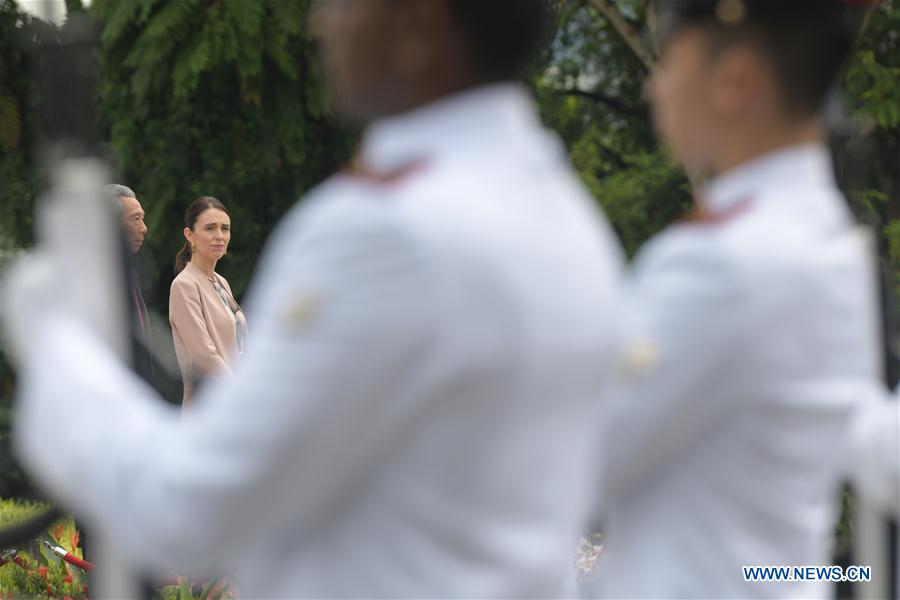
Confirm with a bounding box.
[341,159,427,187]
[680,197,753,227]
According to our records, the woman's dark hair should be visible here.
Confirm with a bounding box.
[174,196,230,274]
[448,0,556,81]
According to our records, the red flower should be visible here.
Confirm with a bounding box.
[70,530,80,551]
[64,597,74,600]
[52,524,65,541]
[37,566,49,578]
[64,574,74,583]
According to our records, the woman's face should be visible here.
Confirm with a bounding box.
[185,208,231,263]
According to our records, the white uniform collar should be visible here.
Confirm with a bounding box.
[359,83,542,173]
[703,144,836,214]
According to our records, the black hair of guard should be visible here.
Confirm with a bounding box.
[654,0,868,41]
[449,0,557,81]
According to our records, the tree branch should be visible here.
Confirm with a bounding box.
[558,88,645,118]
[587,0,657,72]
[596,142,630,170]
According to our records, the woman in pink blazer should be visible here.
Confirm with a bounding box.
[169,196,248,406]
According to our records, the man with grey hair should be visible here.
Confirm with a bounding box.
[104,184,147,255]
[104,184,155,385]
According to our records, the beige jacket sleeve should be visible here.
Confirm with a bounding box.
[169,277,232,377]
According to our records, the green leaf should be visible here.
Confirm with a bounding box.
[178,577,192,600]
[198,574,227,600]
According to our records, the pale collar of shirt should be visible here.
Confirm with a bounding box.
[359,82,552,173]
[702,143,837,215]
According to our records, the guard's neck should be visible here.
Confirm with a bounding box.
[710,117,824,178]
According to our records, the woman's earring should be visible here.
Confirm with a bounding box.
[190,242,196,252]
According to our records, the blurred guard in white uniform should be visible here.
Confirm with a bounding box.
[595,1,884,597]
[5,1,623,597]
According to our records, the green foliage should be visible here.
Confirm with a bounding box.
[154,577,234,600]
[0,498,47,527]
[535,0,689,257]
[887,220,900,266]
[844,1,900,129]
[0,499,87,599]
[0,0,46,251]
[846,49,900,128]
[154,576,234,600]
[840,0,900,298]
[0,553,88,599]
[886,219,900,294]
[91,0,355,305]
[585,151,691,256]
[0,499,235,599]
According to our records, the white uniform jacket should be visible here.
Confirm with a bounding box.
[13,84,623,597]
[596,145,881,598]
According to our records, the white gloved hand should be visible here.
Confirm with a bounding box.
[0,251,68,366]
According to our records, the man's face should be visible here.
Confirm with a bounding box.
[645,28,721,174]
[120,195,147,254]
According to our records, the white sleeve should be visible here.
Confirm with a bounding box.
[13,198,435,575]
[605,231,749,496]
[845,385,900,517]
